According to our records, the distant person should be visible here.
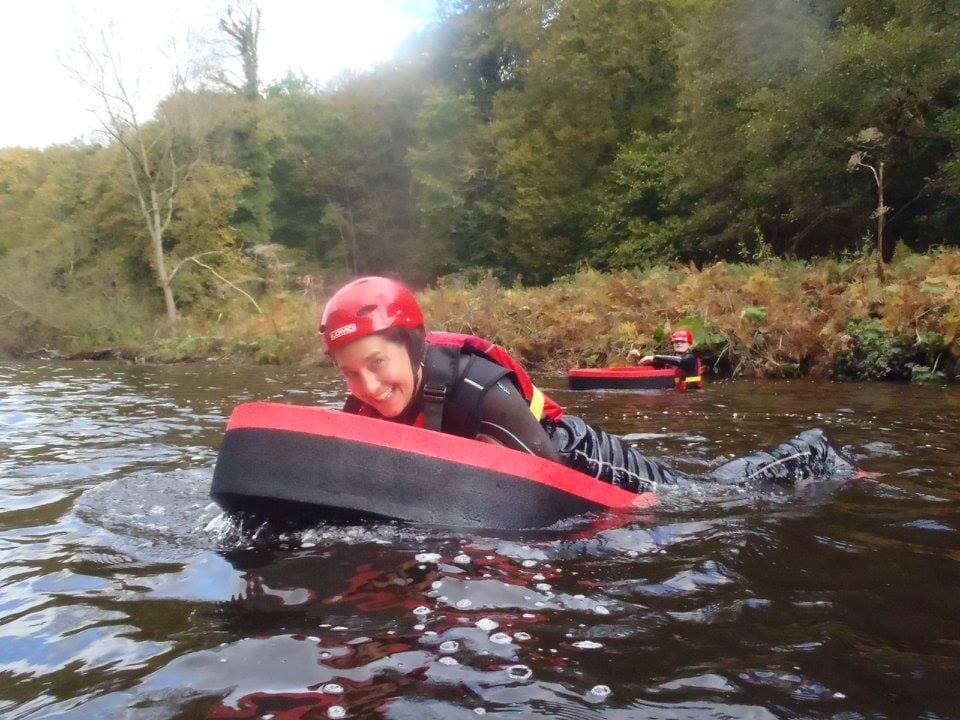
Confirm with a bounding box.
[628,329,702,390]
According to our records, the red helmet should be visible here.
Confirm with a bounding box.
[320,277,424,352]
[671,329,694,344]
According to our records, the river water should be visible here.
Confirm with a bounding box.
[1,360,958,719]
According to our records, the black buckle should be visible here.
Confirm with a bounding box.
[423,384,447,403]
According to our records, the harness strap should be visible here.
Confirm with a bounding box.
[421,344,460,431]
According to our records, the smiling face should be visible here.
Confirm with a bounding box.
[333,333,417,418]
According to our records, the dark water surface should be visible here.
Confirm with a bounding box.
[1,361,958,719]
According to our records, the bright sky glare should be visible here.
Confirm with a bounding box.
[1,0,438,149]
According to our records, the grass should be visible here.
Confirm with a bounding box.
[6,247,960,381]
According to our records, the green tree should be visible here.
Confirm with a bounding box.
[662,0,960,261]
[205,3,277,249]
[408,87,504,271]
[267,69,429,278]
[491,0,681,280]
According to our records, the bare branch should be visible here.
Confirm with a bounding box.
[186,256,264,315]
[169,251,223,280]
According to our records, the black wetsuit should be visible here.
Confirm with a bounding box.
[649,351,699,377]
[346,353,852,493]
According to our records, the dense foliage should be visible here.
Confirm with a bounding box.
[1,0,959,368]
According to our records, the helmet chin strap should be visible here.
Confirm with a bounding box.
[397,356,426,420]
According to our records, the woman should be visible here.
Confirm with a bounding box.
[321,277,852,493]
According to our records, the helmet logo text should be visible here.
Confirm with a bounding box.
[329,323,357,341]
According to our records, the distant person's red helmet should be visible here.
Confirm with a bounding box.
[671,329,694,344]
[320,277,424,352]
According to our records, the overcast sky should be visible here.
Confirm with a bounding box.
[1,0,438,149]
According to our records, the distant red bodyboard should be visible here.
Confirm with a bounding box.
[568,364,704,390]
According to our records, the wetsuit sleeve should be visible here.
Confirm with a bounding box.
[650,354,682,368]
[476,379,560,462]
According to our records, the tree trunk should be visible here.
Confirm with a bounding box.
[218,5,261,101]
[144,176,178,321]
[875,162,886,283]
[151,225,177,321]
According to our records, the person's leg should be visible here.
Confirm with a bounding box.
[549,415,687,492]
[708,428,854,484]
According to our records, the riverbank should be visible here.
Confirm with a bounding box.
[5,248,959,381]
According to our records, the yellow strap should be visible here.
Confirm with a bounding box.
[529,386,545,420]
[675,375,702,385]
[686,376,701,383]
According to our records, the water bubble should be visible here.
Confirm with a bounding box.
[454,554,471,564]
[455,598,473,609]
[475,618,498,632]
[322,683,344,694]
[513,632,531,641]
[532,573,545,581]
[416,553,441,563]
[506,665,532,680]
[413,606,431,616]
[535,583,551,591]
[439,656,459,666]
[572,640,603,649]
[431,580,443,589]
[439,641,460,653]
[521,559,538,568]
[593,606,610,615]
[328,706,346,719]
[414,624,425,631]
[473,709,486,715]
[489,632,513,644]
[589,685,611,698]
